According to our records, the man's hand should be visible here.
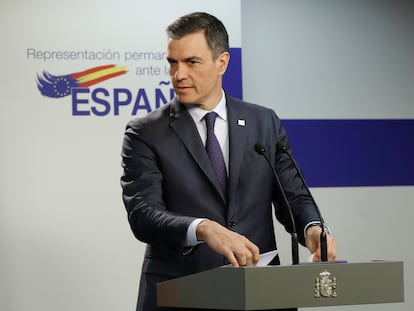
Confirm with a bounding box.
[305,225,337,262]
[196,220,260,267]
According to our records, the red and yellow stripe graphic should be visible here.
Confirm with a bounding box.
[71,64,127,87]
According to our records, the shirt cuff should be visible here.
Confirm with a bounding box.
[304,221,331,238]
[185,218,208,246]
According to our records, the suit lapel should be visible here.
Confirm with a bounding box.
[169,100,227,204]
[227,97,248,207]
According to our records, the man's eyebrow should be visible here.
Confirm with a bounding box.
[184,56,202,61]
[167,56,203,63]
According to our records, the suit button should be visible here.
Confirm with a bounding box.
[228,221,235,228]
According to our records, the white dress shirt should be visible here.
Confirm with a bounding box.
[184,91,228,246]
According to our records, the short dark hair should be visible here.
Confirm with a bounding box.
[166,12,229,59]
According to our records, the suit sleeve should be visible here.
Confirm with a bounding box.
[270,111,321,245]
[120,119,195,249]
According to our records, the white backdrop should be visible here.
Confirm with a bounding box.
[0,1,240,310]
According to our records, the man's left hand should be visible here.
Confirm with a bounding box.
[305,225,337,262]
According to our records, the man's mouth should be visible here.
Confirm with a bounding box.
[176,86,193,92]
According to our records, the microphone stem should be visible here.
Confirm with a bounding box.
[320,231,328,262]
[291,233,299,265]
[255,143,299,265]
[277,142,329,262]
[261,150,299,265]
[269,159,299,265]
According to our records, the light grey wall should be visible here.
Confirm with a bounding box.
[241,1,413,310]
[241,0,414,119]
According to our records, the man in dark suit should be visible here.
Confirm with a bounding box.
[121,12,336,311]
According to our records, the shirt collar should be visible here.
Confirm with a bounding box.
[186,90,227,123]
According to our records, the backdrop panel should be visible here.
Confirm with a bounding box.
[0,1,241,310]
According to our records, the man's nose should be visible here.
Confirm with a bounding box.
[174,64,188,81]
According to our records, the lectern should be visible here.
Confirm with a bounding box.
[157,261,404,310]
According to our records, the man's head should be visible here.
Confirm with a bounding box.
[166,12,230,110]
[166,12,229,60]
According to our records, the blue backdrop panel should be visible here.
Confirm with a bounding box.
[282,119,414,187]
[223,48,242,99]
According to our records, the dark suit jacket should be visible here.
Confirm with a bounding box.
[121,95,319,311]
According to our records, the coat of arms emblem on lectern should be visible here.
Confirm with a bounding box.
[314,269,337,298]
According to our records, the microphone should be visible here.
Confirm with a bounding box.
[255,143,299,265]
[276,142,328,262]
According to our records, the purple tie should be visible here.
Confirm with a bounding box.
[204,112,228,196]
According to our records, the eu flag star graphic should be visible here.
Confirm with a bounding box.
[37,64,127,98]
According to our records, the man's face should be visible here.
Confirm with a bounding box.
[167,31,229,110]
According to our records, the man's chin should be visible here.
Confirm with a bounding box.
[176,95,198,106]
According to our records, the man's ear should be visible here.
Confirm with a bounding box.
[216,51,230,76]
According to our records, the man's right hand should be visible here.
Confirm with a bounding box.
[196,220,260,267]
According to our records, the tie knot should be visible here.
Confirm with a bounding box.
[204,112,218,130]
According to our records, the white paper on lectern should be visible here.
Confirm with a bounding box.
[256,250,279,266]
[220,250,278,267]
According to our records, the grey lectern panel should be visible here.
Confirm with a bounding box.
[157,261,404,310]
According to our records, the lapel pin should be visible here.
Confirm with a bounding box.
[237,119,246,126]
